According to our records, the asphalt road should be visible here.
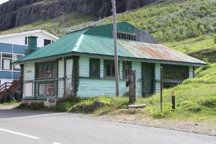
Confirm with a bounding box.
[0,109,215,144]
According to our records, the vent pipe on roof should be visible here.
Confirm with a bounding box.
[25,36,38,55]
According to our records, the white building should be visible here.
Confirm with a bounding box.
[0,29,59,47]
[0,30,59,85]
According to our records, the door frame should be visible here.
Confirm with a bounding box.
[142,63,155,97]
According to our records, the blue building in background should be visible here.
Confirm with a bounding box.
[0,42,27,85]
[0,29,59,86]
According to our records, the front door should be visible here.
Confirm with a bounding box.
[142,63,155,97]
[65,59,73,97]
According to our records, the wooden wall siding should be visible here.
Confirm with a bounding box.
[24,63,35,81]
[155,63,161,93]
[58,80,64,97]
[132,62,142,80]
[189,66,194,78]
[58,59,64,78]
[100,59,104,78]
[80,57,89,77]
[77,79,142,97]
[76,57,143,97]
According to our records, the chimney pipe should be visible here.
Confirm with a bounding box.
[25,36,38,55]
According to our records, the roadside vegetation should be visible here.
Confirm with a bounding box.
[0,101,20,106]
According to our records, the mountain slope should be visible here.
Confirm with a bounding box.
[0,0,159,31]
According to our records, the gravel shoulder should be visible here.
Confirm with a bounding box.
[83,109,216,136]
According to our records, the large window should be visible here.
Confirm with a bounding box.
[89,59,100,78]
[36,61,57,79]
[122,61,132,79]
[36,61,57,97]
[104,60,115,77]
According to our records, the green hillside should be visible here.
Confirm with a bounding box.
[103,0,216,42]
[0,12,96,37]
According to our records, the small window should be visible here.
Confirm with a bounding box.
[122,61,132,78]
[117,32,136,41]
[25,37,28,45]
[44,39,51,46]
[89,59,100,78]
[2,59,11,70]
[104,60,115,77]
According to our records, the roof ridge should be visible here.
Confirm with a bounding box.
[72,34,85,52]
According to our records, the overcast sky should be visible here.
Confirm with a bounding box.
[0,0,9,5]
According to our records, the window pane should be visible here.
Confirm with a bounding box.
[106,64,111,76]
[44,39,51,46]
[117,32,137,41]
[37,62,57,79]
[123,61,132,78]
[39,83,55,97]
[90,59,100,77]
[3,59,11,70]
[112,64,115,76]
[24,83,32,97]
[104,60,115,77]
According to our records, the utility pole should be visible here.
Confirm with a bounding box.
[111,0,120,96]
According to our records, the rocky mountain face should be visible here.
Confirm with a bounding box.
[0,0,159,31]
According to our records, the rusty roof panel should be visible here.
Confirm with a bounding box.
[119,41,206,64]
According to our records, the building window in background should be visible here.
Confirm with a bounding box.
[2,53,12,70]
[44,39,51,46]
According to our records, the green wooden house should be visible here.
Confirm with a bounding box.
[14,22,206,102]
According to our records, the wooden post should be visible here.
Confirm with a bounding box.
[20,64,24,97]
[129,70,137,103]
[111,0,120,96]
[160,66,163,112]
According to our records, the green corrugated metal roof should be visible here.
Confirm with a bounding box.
[85,22,135,38]
[14,22,206,66]
[75,35,133,57]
